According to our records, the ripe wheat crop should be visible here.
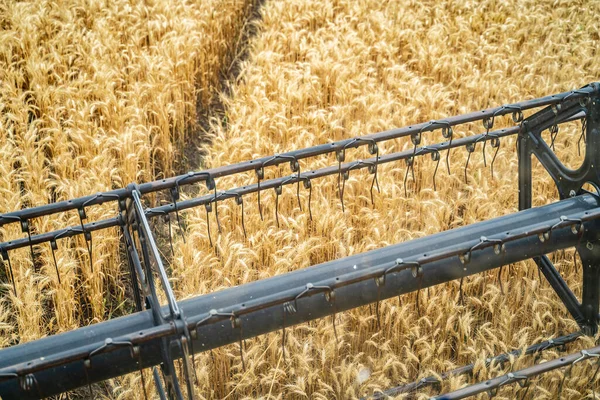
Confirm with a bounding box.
[0,0,258,395]
[2,0,600,399]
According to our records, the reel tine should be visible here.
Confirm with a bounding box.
[50,240,61,284]
[490,137,501,179]
[177,336,196,400]
[275,185,282,227]
[21,220,36,273]
[328,288,339,344]
[464,143,476,184]
[404,157,413,198]
[482,116,494,167]
[236,195,247,238]
[550,124,559,151]
[205,203,213,248]
[341,168,349,212]
[442,126,453,175]
[337,148,345,213]
[1,248,16,296]
[431,150,441,191]
[170,185,186,243]
[557,363,574,399]
[83,358,93,398]
[291,159,302,211]
[368,141,380,206]
[77,208,93,273]
[415,266,423,317]
[212,183,221,234]
[256,167,264,221]
[578,118,587,157]
[497,266,505,295]
[332,312,339,344]
[304,178,313,221]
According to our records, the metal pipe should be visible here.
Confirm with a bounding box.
[367,331,582,399]
[1,194,599,399]
[432,343,600,400]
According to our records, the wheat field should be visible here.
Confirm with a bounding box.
[2,0,600,399]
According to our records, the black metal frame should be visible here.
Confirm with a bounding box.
[518,83,600,334]
[0,84,599,399]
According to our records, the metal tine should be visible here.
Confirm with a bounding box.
[257,153,301,221]
[558,349,600,399]
[170,171,213,241]
[367,142,380,206]
[404,130,422,197]
[490,136,501,179]
[374,276,382,329]
[273,174,299,227]
[49,240,61,284]
[76,193,121,274]
[549,103,560,151]
[302,177,313,221]
[20,220,36,273]
[341,159,378,212]
[83,362,93,398]
[290,159,302,211]
[77,207,93,273]
[211,178,221,235]
[152,367,168,400]
[232,315,246,371]
[431,150,441,191]
[194,308,246,371]
[177,335,196,400]
[336,138,379,212]
[442,125,453,174]
[382,258,422,317]
[1,248,17,296]
[205,202,213,247]
[337,148,346,212]
[549,124,559,151]
[145,209,175,256]
[482,116,494,167]
[203,176,218,246]
[212,190,247,238]
[328,289,339,345]
[332,312,339,345]
[404,157,414,198]
[464,142,476,184]
[415,266,423,317]
[414,119,452,176]
[282,303,288,362]
[18,373,42,398]
[578,118,587,157]
[275,185,282,227]
[235,194,247,238]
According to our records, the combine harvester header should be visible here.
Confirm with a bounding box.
[0,83,599,399]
